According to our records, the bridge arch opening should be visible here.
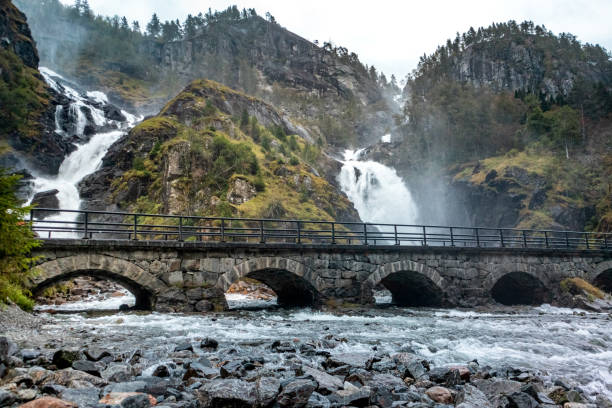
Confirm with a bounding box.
[491,272,549,305]
[593,270,612,294]
[33,269,154,311]
[379,271,444,307]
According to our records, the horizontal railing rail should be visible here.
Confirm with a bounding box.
[28,208,612,251]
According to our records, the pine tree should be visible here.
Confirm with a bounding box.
[147,13,161,38]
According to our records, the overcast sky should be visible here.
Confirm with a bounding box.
[59,0,612,79]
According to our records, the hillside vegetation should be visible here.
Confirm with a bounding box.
[394,21,612,231]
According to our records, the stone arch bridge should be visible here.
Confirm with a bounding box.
[29,240,612,312]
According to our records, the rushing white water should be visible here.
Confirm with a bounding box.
[338,148,418,225]
[35,289,135,311]
[28,68,140,236]
[35,306,612,402]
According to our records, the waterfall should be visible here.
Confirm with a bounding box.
[338,148,418,225]
[28,68,140,236]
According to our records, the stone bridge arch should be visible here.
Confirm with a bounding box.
[361,260,448,306]
[482,263,555,305]
[590,260,612,293]
[217,257,324,307]
[31,254,167,310]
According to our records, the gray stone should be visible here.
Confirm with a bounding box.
[60,387,101,407]
[391,353,428,379]
[0,337,18,364]
[0,389,16,406]
[120,393,151,408]
[256,376,280,406]
[307,392,331,408]
[327,385,371,406]
[198,379,257,407]
[84,347,112,362]
[103,381,148,395]
[508,392,539,408]
[302,366,343,394]
[277,378,317,407]
[52,349,83,369]
[72,359,101,377]
[325,353,372,369]
[456,384,492,408]
[101,363,133,382]
[20,349,41,361]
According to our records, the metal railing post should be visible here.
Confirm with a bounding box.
[544,231,549,248]
[585,233,589,249]
[565,231,570,248]
[499,228,504,248]
[83,211,89,239]
[363,223,368,245]
[221,219,225,242]
[133,215,138,240]
[394,225,399,245]
[605,234,609,250]
[450,227,454,247]
[178,217,183,242]
[331,222,336,244]
[475,228,480,247]
[522,230,527,248]
[422,226,427,246]
[297,221,301,244]
[260,220,265,243]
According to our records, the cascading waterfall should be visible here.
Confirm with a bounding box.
[338,148,418,225]
[28,68,140,236]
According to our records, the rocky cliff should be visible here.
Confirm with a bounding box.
[0,0,72,174]
[79,79,360,223]
[17,2,395,147]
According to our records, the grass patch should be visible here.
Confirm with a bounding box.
[560,277,605,300]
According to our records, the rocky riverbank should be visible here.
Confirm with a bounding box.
[0,304,610,408]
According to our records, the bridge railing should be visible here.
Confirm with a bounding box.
[29,208,612,251]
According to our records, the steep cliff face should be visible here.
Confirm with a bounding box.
[0,0,72,174]
[17,2,394,146]
[80,79,360,223]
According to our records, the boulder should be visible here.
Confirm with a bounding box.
[0,337,18,363]
[200,338,219,351]
[327,386,371,407]
[473,377,521,396]
[219,360,247,378]
[99,392,155,407]
[256,376,280,406]
[21,349,42,361]
[152,365,170,378]
[173,343,193,352]
[51,350,82,370]
[507,392,539,408]
[456,384,492,408]
[59,388,100,407]
[71,360,101,377]
[84,347,112,362]
[47,368,108,388]
[302,366,343,394]
[277,378,317,407]
[325,353,372,369]
[307,392,331,408]
[425,386,453,404]
[390,353,428,379]
[227,178,256,204]
[17,397,76,408]
[0,389,16,406]
[31,189,60,219]
[101,363,132,382]
[197,379,257,407]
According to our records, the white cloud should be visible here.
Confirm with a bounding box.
[60,0,612,78]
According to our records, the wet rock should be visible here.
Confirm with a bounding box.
[31,189,60,219]
[307,391,331,408]
[16,388,37,402]
[21,349,42,361]
[566,389,583,403]
[59,387,100,407]
[325,353,372,370]
[0,336,18,363]
[473,377,522,397]
[103,381,147,394]
[174,343,194,352]
[425,386,453,404]
[197,378,257,407]
[103,104,127,122]
[100,392,155,407]
[256,376,281,406]
[277,378,317,407]
[195,300,213,312]
[549,386,569,404]
[219,360,247,378]
[390,353,428,380]
[371,358,396,372]
[18,397,76,408]
[48,368,108,388]
[40,384,67,396]
[302,366,343,395]
[0,363,7,378]
[84,347,112,362]
[52,350,82,369]
[508,391,539,408]
[101,363,133,382]
[271,340,296,353]
[455,384,492,408]
[71,359,101,377]
[0,389,16,406]
[327,385,371,407]
[200,338,218,351]
[153,364,170,377]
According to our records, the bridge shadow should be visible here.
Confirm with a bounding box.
[379,272,444,307]
[490,272,549,305]
[33,270,153,310]
[593,269,612,293]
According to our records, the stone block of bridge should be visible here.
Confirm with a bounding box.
[28,240,612,312]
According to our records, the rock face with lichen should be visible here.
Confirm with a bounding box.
[79,79,360,224]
